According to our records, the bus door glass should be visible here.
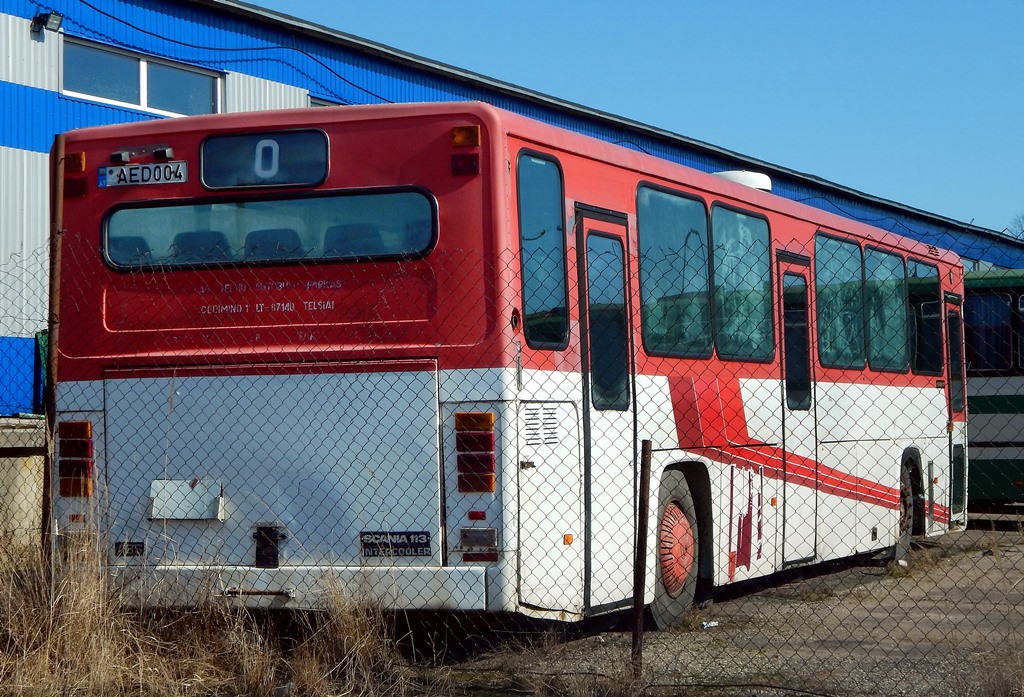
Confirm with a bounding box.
[946,302,967,523]
[777,254,817,564]
[575,205,636,612]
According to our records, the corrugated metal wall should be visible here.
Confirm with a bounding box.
[223,72,308,112]
[0,146,48,338]
[0,12,58,90]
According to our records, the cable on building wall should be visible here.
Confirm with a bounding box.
[68,0,394,105]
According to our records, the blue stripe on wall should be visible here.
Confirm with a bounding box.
[0,82,159,153]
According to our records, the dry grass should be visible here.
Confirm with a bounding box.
[972,636,1024,697]
[887,542,947,579]
[0,539,414,697]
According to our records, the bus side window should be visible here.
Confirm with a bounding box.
[864,247,909,372]
[907,259,942,375]
[517,153,568,349]
[637,185,711,358]
[815,234,865,369]
[964,293,1012,371]
[711,206,772,361]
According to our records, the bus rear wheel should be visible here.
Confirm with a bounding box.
[894,464,914,561]
[652,471,698,629]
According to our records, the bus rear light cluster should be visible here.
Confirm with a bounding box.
[63,151,88,198]
[57,420,94,497]
[450,125,480,176]
[454,411,495,493]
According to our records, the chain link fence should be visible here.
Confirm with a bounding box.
[1,235,1023,697]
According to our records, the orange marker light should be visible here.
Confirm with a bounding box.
[64,152,86,173]
[455,412,494,431]
[563,534,574,545]
[451,125,481,147]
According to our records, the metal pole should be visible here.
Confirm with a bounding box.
[631,438,653,680]
[42,134,65,560]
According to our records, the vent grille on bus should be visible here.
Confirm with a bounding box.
[524,405,561,446]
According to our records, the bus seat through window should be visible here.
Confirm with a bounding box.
[243,228,305,260]
[323,224,383,258]
[107,236,151,266]
[170,230,232,263]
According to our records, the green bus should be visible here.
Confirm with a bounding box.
[964,269,1024,511]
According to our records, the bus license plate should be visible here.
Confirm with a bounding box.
[99,161,188,188]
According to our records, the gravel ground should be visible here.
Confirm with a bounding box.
[449,524,1024,697]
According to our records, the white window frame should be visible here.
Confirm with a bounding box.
[61,38,222,117]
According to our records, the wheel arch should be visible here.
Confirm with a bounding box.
[661,460,714,595]
[901,447,926,536]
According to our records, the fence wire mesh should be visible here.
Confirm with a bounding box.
[1,236,1022,697]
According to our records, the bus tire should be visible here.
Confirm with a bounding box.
[894,464,914,561]
[652,471,699,629]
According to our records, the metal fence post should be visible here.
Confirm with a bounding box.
[632,438,653,680]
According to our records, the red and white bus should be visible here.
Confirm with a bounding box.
[49,102,966,625]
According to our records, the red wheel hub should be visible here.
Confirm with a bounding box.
[659,502,695,597]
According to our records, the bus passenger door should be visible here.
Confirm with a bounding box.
[575,205,637,613]
[778,254,817,564]
[946,302,968,527]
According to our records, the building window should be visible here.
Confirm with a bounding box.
[63,41,219,116]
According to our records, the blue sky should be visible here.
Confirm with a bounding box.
[248,1,1023,235]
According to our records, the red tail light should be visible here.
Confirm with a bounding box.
[454,412,495,493]
[57,420,94,497]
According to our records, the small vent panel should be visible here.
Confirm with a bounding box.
[524,405,561,446]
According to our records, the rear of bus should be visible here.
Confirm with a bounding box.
[50,103,515,609]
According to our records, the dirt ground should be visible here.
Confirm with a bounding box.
[451,521,1024,697]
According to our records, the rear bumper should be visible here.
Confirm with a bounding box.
[112,564,489,610]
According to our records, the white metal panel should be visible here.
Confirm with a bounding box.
[101,367,442,568]
[517,401,583,613]
[816,381,946,443]
[0,146,49,337]
[223,72,308,112]
[118,563,488,611]
[440,368,517,402]
[56,380,105,412]
[636,373,677,447]
[0,14,60,90]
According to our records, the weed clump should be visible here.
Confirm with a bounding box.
[0,540,411,696]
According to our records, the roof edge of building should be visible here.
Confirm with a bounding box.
[198,0,1013,246]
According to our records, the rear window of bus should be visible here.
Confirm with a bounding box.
[103,189,436,269]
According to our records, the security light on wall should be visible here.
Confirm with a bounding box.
[31,11,63,33]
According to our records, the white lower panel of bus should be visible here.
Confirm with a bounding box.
[92,364,446,581]
[114,563,488,610]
